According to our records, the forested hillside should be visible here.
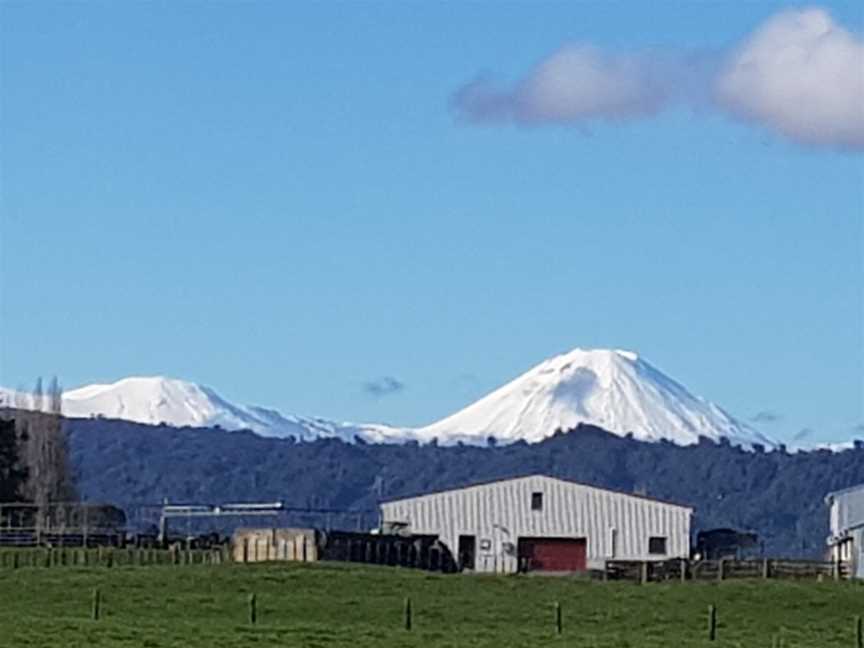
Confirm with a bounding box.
[57,415,864,557]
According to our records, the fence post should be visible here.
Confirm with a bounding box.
[762,558,770,579]
[554,601,562,635]
[404,597,412,631]
[707,604,717,641]
[248,593,257,625]
[856,615,862,648]
[82,505,89,549]
[717,559,724,581]
[640,561,649,585]
[91,588,101,621]
[680,558,687,583]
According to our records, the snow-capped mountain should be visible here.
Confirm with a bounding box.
[0,377,392,443]
[415,348,774,448]
[0,348,775,448]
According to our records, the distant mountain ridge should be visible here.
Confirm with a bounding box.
[0,348,775,448]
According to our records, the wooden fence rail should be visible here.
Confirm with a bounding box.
[606,558,851,583]
[0,546,231,569]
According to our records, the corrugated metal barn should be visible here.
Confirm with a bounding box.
[826,484,864,578]
[379,474,692,574]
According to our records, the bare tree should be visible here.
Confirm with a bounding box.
[32,377,43,413]
[19,377,77,529]
[48,377,62,416]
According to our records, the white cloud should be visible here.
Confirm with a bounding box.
[715,8,864,150]
[455,46,674,124]
[454,7,864,150]
[515,46,672,121]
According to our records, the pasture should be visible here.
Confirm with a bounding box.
[0,560,861,647]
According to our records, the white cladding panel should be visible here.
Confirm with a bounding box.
[380,475,692,573]
[828,485,864,538]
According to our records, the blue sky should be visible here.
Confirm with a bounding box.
[1,1,862,444]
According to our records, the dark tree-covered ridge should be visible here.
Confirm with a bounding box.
[56,414,864,558]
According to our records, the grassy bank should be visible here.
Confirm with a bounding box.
[0,560,860,647]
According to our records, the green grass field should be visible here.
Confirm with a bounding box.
[0,560,861,647]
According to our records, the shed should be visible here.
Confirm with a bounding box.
[695,528,760,560]
[379,474,692,574]
[826,484,864,577]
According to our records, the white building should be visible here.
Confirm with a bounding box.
[379,474,693,573]
[826,484,864,578]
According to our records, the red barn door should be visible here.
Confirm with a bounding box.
[519,538,587,572]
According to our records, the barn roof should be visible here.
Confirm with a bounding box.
[825,482,864,505]
[380,473,693,511]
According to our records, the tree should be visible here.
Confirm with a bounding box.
[48,376,62,416]
[0,418,27,502]
[21,377,77,518]
[32,377,43,413]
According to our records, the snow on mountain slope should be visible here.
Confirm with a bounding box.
[0,348,776,448]
[415,349,775,448]
[44,377,384,442]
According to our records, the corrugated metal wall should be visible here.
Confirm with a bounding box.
[380,475,692,573]
[827,487,864,578]
[828,487,864,538]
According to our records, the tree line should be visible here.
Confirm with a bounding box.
[65,418,864,558]
[0,377,77,520]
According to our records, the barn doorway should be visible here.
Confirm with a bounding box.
[458,535,476,571]
[518,537,587,572]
